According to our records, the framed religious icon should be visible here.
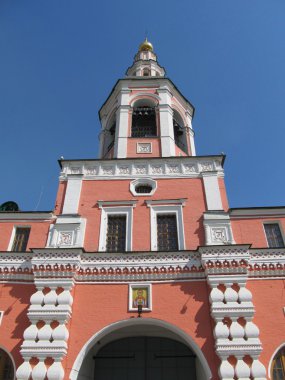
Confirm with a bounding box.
[129,284,152,311]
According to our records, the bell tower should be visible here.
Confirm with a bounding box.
[99,39,196,159]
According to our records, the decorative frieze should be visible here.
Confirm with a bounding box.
[60,156,225,180]
[135,165,147,174]
[0,247,284,283]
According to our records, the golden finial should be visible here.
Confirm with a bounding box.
[138,38,154,52]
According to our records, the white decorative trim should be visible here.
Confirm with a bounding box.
[0,212,54,221]
[130,178,157,196]
[136,142,152,154]
[46,217,86,248]
[203,212,235,246]
[60,156,224,180]
[128,283,152,311]
[0,311,3,326]
[146,198,186,206]
[98,200,137,208]
[149,204,185,250]
[0,247,284,284]
[230,208,285,218]
[62,175,83,214]
[201,172,223,211]
[98,206,133,252]
[201,246,266,380]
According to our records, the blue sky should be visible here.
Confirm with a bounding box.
[1,0,284,211]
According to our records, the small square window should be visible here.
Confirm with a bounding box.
[11,227,31,252]
[264,223,284,248]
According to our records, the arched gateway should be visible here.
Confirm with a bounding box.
[0,347,15,380]
[70,319,211,380]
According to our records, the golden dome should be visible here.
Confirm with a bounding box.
[139,38,154,52]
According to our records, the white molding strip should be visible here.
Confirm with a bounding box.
[97,200,138,208]
[0,212,54,221]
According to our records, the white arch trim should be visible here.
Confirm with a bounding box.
[0,344,16,380]
[268,342,285,379]
[130,93,161,106]
[172,105,187,126]
[69,318,212,380]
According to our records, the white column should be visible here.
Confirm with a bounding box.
[98,114,107,158]
[62,175,83,214]
[114,105,130,158]
[114,88,131,159]
[157,86,175,157]
[98,130,106,158]
[186,110,196,156]
[202,172,223,210]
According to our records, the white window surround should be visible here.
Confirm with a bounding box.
[263,221,285,248]
[130,178,157,196]
[98,206,135,252]
[7,225,31,251]
[128,283,152,312]
[148,204,186,251]
[0,311,3,326]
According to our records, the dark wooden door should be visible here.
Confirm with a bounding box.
[94,336,196,380]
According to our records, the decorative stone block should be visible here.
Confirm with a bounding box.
[137,142,152,153]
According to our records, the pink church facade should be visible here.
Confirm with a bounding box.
[0,39,285,380]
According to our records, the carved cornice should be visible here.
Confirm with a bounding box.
[59,156,224,181]
[0,246,284,283]
[200,245,251,276]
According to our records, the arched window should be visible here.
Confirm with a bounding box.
[132,100,157,138]
[272,347,285,379]
[143,68,150,76]
[103,115,116,157]
[173,110,188,154]
[0,349,14,380]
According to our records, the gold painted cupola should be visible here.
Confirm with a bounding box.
[126,38,166,77]
[99,39,195,159]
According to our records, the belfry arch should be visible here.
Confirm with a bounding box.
[70,318,212,380]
